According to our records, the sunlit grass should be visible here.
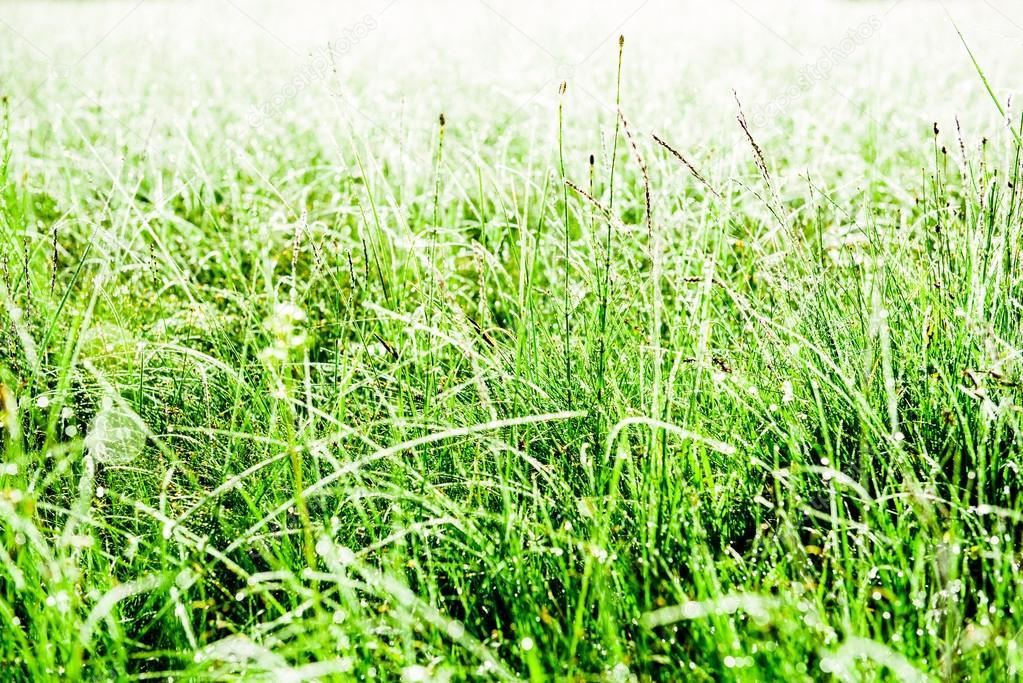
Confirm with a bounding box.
[2,1,1023,680]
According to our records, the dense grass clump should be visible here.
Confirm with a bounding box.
[2,3,1023,680]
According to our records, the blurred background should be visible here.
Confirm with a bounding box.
[1,0,1021,183]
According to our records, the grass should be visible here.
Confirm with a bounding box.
[2,1,1023,680]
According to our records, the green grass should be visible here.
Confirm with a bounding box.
[2,2,1023,680]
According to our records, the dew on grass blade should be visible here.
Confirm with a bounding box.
[84,392,145,465]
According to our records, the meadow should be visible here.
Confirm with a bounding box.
[2,0,1023,680]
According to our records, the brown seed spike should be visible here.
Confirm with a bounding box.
[652,133,722,199]
[619,35,625,47]
[559,81,567,95]
[618,110,653,250]
[438,113,445,127]
[733,91,771,187]
[589,154,595,165]
[933,122,939,136]
[564,179,629,234]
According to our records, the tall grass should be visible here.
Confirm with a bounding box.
[2,9,1023,682]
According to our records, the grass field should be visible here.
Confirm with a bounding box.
[2,0,1023,680]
